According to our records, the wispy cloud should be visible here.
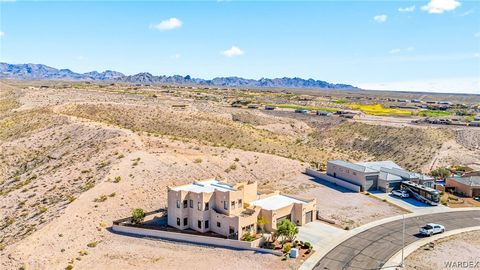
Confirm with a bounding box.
[398,5,415,13]
[373,14,388,23]
[151,18,182,31]
[171,53,181,59]
[221,46,244,57]
[389,47,414,54]
[0,31,4,38]
[459,8,475,17]
[421,0,460,14]
[475,32,480,38]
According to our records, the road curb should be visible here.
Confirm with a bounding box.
[299,208,480,270]
[381,226,480,269]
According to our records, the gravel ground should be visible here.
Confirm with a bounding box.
[405,230,480,270]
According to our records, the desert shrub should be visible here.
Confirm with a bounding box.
[65,265,73,270]
[67,195,76,203]
[87,241,97,248]
[113,176,121,183]
[283,243,291,254]
[241,232,255,242]
[193,158,202,163]
[302,242,312,250]
[93,195,108,203]
[131,208,145,224]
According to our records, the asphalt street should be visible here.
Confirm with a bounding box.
[314,210,480,270]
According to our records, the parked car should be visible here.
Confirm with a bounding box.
[391,189,409,198]
[419,223,445,236]
[474,196,480,202]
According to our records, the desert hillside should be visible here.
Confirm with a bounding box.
[1,81,479,270]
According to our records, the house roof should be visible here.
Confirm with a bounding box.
[250,194,306,210]
[171,179,236,193]
[356,161,402,171]
[328,160,377,173]
[379,171,403,182]
[449,176,480,187]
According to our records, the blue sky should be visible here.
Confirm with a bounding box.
[0,0,479,93]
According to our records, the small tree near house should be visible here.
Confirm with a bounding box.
[276,219,299,245]
[131,208,145,224]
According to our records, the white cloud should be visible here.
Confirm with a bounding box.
[421,0,460,14]
[389,47,415,54]
[398,5,416,13]
[221,46,244,57]
[373,14,388,23]
[0,31,4,38]
[475,32,480,38]
[151,18,182,31]
[474,53,480,58]
[171,53,181,59]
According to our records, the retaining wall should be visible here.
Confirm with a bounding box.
[112,224,281,256]
[305,168,361,192]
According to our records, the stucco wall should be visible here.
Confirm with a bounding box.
[306,168,361,192]
[446,178,474,197]
[111,224,280,255]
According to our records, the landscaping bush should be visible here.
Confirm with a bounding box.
[241,232,255,242]
[283,243,291,254]
[131,208,145,224]
[302,242,312,250]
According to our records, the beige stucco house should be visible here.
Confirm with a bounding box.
[167,179,316,240]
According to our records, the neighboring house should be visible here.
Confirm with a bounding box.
[445,176,480,197]
[167,179,316,240]
[316,110,332,116]
[326,160,434,192]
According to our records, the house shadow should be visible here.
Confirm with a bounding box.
[386,194,436,208]
[302,172,358,194]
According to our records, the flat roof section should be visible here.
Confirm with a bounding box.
[171,179,235,193]
[250,194,306,210]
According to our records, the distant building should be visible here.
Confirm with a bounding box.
[445,176,480,197]
[167,179,316,239]
[247,104,260,109]
[316,110,332,116]
[326,160,434,192]
[295,108,310,114]
[264,105,276,110]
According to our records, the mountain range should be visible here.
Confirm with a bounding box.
[0,62,356,89]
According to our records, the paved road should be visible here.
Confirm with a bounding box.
[314,210,480,270]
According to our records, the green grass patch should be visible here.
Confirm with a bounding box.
[416,110,452,117]
[268,104,337,112]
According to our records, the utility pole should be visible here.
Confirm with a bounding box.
[401,214,405,268]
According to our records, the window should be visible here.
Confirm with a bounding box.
[231,201,235,209]
[189,200,193,208]
[176,218,180,226]
[176,200,180,208]
[217,222,221,228]
[205,220,209,229]
[238,199,242,205]
[183,200,188,208]
[205,202,209,210]
[198,220,202,229]
[183,217,188,226]
[197,202,202,211]
[224,201,228,210]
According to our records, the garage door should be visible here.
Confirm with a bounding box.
[366,179,379,191]
[365,176,378,191]
[305,211,313,223]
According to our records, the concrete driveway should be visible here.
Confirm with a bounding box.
[297,221,345,247]
[370,191,448,214]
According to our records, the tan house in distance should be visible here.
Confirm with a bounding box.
[167,179,316,240]
[446,176,480,197]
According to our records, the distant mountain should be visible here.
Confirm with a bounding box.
[0,62,356,89]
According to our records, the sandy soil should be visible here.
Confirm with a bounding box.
[1,81,477,270]
[405,230,480,270]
